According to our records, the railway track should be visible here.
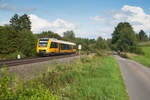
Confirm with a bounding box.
[0,54,76,68]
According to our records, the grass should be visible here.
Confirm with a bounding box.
[130,46,150,68]
[0,55,129,100]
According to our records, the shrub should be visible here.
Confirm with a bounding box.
[130,46,144,55]
[80,56,92,63]
[0,68,58,100]
[4,51,26,60]
[0,68,15,100]
[17,84,58,100]
[119,52,128,58]
[95,49,109,56]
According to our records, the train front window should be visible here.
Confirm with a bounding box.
[39,38,48,47]
[39,42,47,47]
[50,42,58,48]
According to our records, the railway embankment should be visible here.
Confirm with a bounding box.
[2,55,80,80]
[0,55,129,100]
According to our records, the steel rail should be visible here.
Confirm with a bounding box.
[0,54,76,68]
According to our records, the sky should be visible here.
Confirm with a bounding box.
[0,0,150,39]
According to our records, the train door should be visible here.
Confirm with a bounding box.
[58,43,61,54]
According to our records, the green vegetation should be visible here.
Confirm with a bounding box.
[138,41,150,47]
[63,30,75,39]
[0,14,36,60]
[137,30,149,42]
[131,47,150,68]
[111,22,138,53]
[36,31,62,40]
[0,56,129,100]
[0,14,109,60]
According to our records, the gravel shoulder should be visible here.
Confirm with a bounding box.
[114,55,150,100]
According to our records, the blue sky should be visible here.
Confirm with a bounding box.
[0,0,150,39]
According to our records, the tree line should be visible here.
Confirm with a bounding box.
[0,14,36,59]
[0,14,149,59]
[0,14,109,60]
[111,22,150,54]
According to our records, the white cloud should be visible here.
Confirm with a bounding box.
[90,16,105,22]
[113,5,150,32]
[29,14,78,36]
[90,5,150,39]
[1,5,150,39]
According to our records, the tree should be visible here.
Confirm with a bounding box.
[19,14,31,31]
[106,38,112,49]
[63,30,75,39]
[0,25,19,54]
[0,14,36,59]
[10,14,31,31]
[96,36,108,49]
[136,33,140,42]
[0,26,4,53]
[112,22,137,52]
[9,14,20,30]
[36,31,62,39]
[139,30,148,41]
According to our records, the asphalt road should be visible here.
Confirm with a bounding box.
[114,55,150,100]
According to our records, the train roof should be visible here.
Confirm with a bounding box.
[40,38,76,45]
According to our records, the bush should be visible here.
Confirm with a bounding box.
[80,56,92,63]
[4,51,26,60]
[0,68,15,100]
[0,68,58,100]
[130,46,144,55]
[120,53,128,58]
[95,49,110,56]
[17,84,58,100]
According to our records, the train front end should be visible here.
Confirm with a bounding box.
[37,38,49,56]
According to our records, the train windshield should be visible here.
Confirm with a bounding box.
[39,38,48,47]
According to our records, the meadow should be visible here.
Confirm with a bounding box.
[131,46,150,68]
[0,55,129,100]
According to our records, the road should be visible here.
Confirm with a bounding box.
[115,55,150,100]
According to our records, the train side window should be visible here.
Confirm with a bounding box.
[69,45,72,50]
[66,45,69,50]
[61,44,64,50]
[55,42,58,48]
[50,42,58,48]
[64,44,67,50]
[61,44,73,50]
[73,46,76,49]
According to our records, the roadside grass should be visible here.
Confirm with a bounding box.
[130,47,150,68]
[0,55,129,100]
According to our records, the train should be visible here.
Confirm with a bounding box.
[36,38,76,56]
